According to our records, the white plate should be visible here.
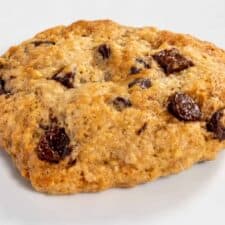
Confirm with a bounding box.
[0,0,225,224]
[0,150,225,225]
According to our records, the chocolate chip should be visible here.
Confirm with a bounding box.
[112,97,132,111]
[130,58,151,75]
[37,126,71,163]
[136,58,151,69]
[0,78,10,95]
[0,78,6,95]
[153,48,194,74]
[136,122,147,135]
[130,66,142,75]
[128,78,151,89]
[32,40,56,47]
[168,92,201,121]
[207,108,225,140]
[98,44,111,59]
[52,70,75,88]
[0,78,11,96]
[67,158,77,168]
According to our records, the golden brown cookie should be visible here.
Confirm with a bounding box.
[0,20,225,194]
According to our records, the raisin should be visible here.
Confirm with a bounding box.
[52,70,75,88]
[153,48,194,74]
[32,40,56,47]
[128,78,151,89]
[37,126,71,163]
[168,92,201,121]
[98,44,111,59]
[112,97,132,111]
[207,108,225,140]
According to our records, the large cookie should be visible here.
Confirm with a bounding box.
[0,20,225,194]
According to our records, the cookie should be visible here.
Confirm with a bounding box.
[0,20,225,194]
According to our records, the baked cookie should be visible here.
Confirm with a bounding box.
[0,20,225,194]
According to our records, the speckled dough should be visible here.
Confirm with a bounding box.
[0,20,225,194]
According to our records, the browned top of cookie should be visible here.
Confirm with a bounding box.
[0,20,225,194]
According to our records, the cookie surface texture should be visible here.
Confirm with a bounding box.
[0,20,225,194]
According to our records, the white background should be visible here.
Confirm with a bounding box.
[0,0,225,225]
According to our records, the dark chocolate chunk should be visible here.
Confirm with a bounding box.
[130,66,142,75]
[32,40,56,47]
[112,97,132,111]
[128,78,151,89]
[37,126,71,163]
[130,58,151,75]
[98,44,111,59]
[168,92,201,121]
[67,158,77,168]
[136,122,148,135]
[153,48,194,74]
[52,70,75,88]
[0,78,6,95]
[207,108,225,140]
[136,58,151,69]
